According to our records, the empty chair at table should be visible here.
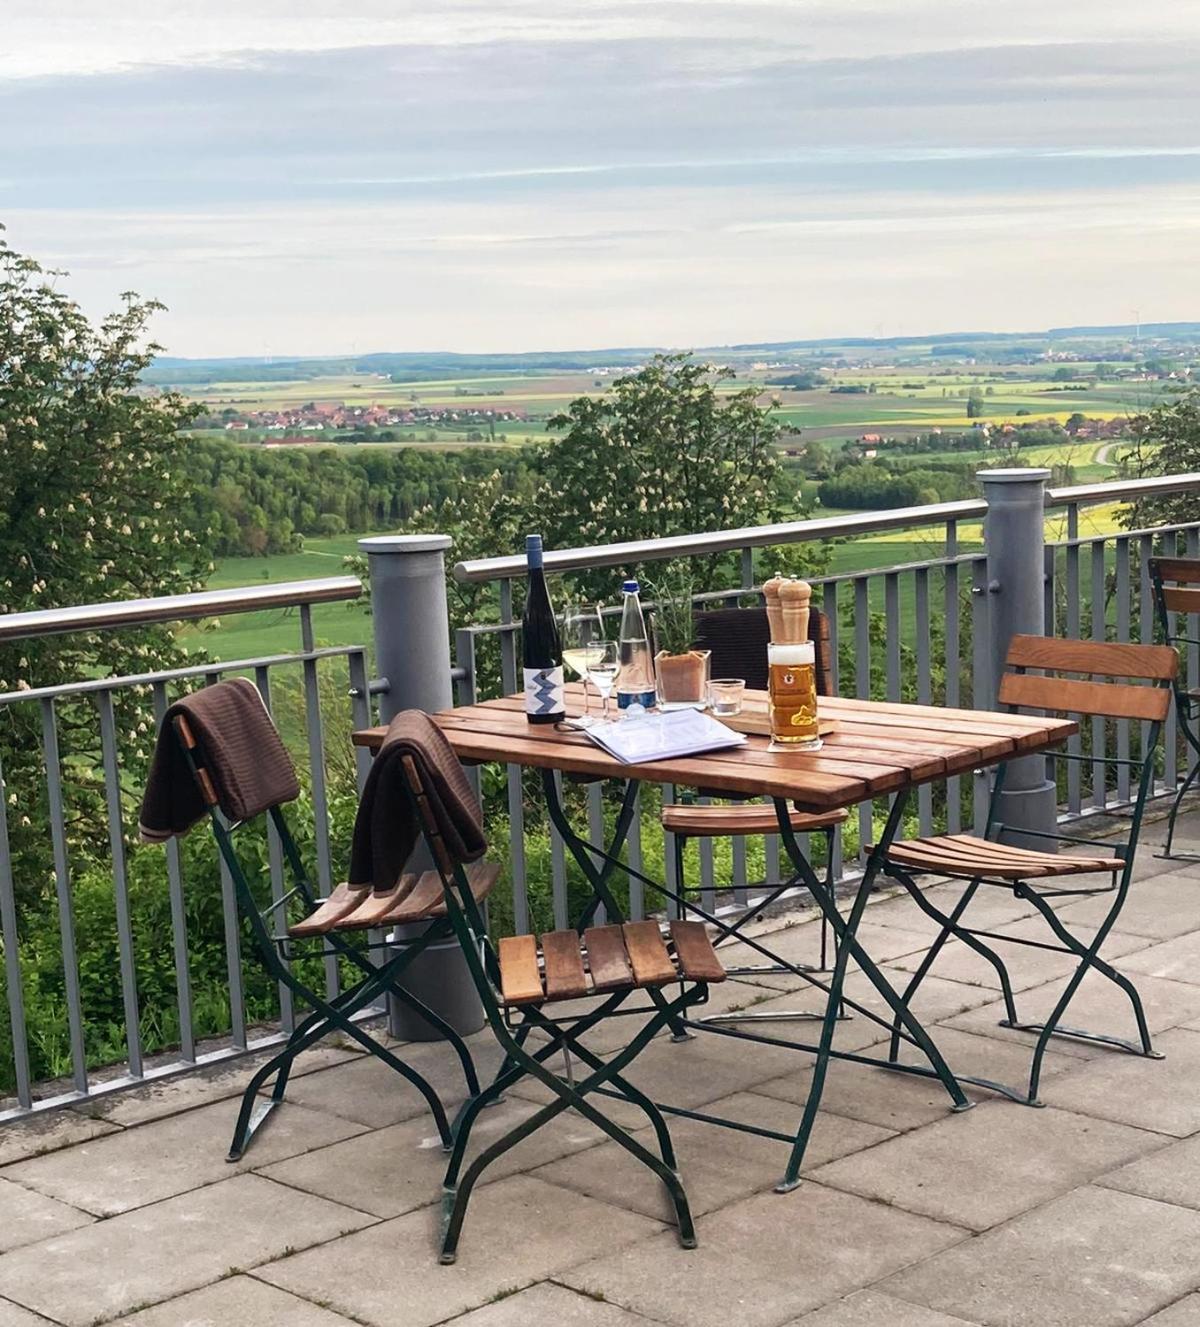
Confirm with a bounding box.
[878,634,1177,1106]
[660,602,846,973]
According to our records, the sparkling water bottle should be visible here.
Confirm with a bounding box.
[617,579,657,714]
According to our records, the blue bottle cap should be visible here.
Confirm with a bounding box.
[526,534,543,551]
[623,580,639,593]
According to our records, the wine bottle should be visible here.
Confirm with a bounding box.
[522,534,565,724]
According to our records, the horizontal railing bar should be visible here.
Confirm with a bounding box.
[454,474,1200,583]
[0,645,366,706]
[0,577,362,643]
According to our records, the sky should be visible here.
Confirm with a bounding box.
[3,1,1199,357]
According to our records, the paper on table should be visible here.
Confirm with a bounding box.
[583,709,747,764]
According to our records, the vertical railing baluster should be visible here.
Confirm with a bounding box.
[253,668,294,1033]
[627,784,644,921]
[151,683,195,1061]
[1091,541,1108,810]
[970,558,991,832]
[822,579,842,880]
[299,605,338,998]
[550,772,569,931]
[1065,524,1082,815]
[347,649,373,794]
[884,573,901,702]
[663,783,681,920]
[0,748,33,1108]
[204,669,247,1050]
[944,524,961,834]
[40,698,88,1093]
[588,781,607,926]
[854,577,871,859]
[97,690,142,1079]
[1187,527,1200,707]
[915,567,933,835]
[1115,537,1132,803]
[499,579,529,934]
[1138,537,1154,789]
[698,794,716,918]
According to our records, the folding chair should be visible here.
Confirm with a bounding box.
[879,634,1177,1105]
[663,603,847,975]
[160,681,494,1160]
[392,741,725,1263]
[1149,556,1200,858]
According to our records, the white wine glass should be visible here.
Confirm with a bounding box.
[561,604,606,726]
[586,640,621,722]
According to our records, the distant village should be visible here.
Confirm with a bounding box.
[194,400,527,444]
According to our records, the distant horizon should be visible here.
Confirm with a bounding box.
[151,319,1200,368]
[6,1,1200,356]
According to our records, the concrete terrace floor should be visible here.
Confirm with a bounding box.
[3,810,1200,1327]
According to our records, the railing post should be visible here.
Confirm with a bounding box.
[358,534,454,720]
[979,468,1059,849]
[357,533,484,1041]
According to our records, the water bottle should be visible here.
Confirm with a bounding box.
[617,579,657,714]
[522,534,564,724]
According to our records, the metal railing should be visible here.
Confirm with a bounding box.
[0,578,368,1120]
[4,474,1200,1121]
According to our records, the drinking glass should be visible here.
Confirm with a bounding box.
[708,678,746,716]
[560,604,605,726]
[585,641,621,722]
[767,642,821,750]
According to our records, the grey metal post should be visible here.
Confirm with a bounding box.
[359,534,484,1041]
[979,469,1059,849]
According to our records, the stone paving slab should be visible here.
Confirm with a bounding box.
[1141,1295,1200,1325]
[1053,871,1200,941]
[888,918,1151,994]
[789,1289,983,1325]
[1042,1026,1200,1135]
[721,919,934,991]
[71,1043,362,1128]
[531,1089,893,1222]
[285,1037,505,1129]
[0,1299,56,1327]
[258,1175,664,1327]
[259,1099,608,1219]
[4,1097,366,1217]
[941,969,1200,1060]
[1121,929,1200,984]
[0,1111,120,1168]
[890,1024,1078,1095]
[1097,1132,1200,1213]
[449,1281,662,1326]
[808,1100,1167,1231]
[562,1183,966,1327]
[110,1275,359,1325]
[0,1173,375,1326]
[0,1176,93,1253]
[882,1184,1200,1327]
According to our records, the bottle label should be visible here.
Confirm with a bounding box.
[524,666,565,716]
[617,688,658,711]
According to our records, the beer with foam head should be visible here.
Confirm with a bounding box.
[768,641,821,750]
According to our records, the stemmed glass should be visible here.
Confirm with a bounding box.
[560,604,606,726]
[585,640,621,722]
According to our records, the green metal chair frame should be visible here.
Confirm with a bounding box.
[170,710,482,1160]
[393,750,712,1264]
[1150,556,1200,859]
[879,634,1177,1105]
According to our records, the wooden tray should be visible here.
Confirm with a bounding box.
[717,710,838,739]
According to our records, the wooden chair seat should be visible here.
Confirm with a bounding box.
[497,920,725,1007]
[884,833,1123,881]
[288,862,500,937]
[661,802,848,837]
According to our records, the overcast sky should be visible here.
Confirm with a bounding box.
[3,1,1199,357]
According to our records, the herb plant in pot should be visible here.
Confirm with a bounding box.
[650,562,711,710]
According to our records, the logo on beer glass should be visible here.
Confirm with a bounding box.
[768,641,821,750]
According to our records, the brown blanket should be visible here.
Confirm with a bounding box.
[138,678,301,842]
[349,710,487,891]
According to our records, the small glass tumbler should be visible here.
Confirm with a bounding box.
[708,678,746,716]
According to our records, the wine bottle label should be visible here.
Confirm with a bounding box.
[524,666,565,716]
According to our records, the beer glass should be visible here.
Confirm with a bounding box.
[768,641,821,750]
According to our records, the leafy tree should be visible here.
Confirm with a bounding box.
[966,387,985,419]
[539,354,793,594]
[1120,385,1200,529]
[0,231,209,903]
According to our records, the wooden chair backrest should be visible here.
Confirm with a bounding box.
[691,603,833,697]
[1150,556,1200,616]
[999,634,1176,723]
